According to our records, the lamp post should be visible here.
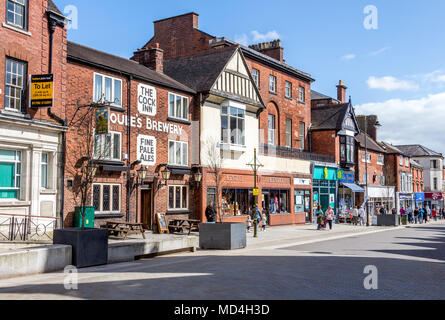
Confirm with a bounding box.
[247,148,264,238]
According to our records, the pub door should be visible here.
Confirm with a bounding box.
[141,186,153,230]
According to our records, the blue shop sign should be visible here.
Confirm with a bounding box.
[340,173,355,184]
[415,193,425,201]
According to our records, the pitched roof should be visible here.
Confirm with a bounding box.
[410,159,423,168]
[395,145,443,157]
[311,90,332,100]
[67,42,195,94]
[356,132,387,153]
[163,46,238,92]
[311,103,350,131]
[379,142,405,155]
[47,0,63,16]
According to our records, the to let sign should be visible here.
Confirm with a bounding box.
[30,74,53,108]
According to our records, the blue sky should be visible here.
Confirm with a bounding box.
[55,0,445,156]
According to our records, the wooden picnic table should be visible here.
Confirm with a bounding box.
[101,221,146,240]
[168,219,200,235]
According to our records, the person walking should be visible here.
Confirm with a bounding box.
[246,216,252,233]
[316,205,324,231]
[419,207,424,224]
[358,206,366,226]
[205,201,217,223]
[406,205,413,224]
[432,207,437,221]
[325,206,335,230]
[261,212,268,231]
[423,207,429,223]
[414,207,419,224]
[352,206,359,226]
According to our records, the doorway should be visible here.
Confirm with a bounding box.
[141,186,153,229]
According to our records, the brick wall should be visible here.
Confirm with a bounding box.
[310,130,339,163]
[357,147,385,186]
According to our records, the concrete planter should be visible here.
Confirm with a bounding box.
[53,228,108,268]
[199,223,246,250]
[374,215,400,226]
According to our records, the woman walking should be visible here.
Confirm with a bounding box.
[316,205,324,230]
[325,206,335,230]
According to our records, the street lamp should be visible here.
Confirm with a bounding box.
[247,148,264,238]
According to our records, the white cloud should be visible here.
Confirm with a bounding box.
[356,92,445,156]
[234,34,249,46]
[367,76,419,91]
[369,47,390,56]
[342,54,356,61]
[251,30,280,42]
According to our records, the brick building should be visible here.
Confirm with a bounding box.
[0,0,66,223]
[64,41,196,229]
[134,12,324,225]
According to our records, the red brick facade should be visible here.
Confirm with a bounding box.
[412,165,424,193]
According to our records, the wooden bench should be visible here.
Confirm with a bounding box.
[168,219,200,235]
[102,221,146,240]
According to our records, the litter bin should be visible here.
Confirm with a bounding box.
[401,215,408,225]
[73,206,95,228]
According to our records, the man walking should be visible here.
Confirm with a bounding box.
[406,205,413,224]
[352,206,359,226]
[358,206,366,226]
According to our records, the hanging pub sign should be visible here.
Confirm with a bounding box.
[29,74,54,108]
[95,108,109,135]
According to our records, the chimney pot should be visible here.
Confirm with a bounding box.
[336,80,347,103]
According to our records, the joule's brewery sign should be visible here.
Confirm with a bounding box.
[138,84,156,116]
[137,135,156,166]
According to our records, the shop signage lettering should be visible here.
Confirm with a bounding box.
[137,135,156,166]
[294,178,311,186]
[425,193,443,200]
[110,113,183,136]
[269,177,289,184]
[225,175,244,182]
[138,84,157,116]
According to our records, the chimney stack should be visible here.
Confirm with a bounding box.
[336,80,347,103]
[133,43,164,73]
[249,40,284,63]
[357,115,379,141]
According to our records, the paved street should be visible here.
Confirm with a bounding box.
[1,222,445,300]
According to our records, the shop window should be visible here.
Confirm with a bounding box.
[294,190,310,214]
[269,75,277,93]
[221,106,245,146]
[94,73,122,106]
[92,184,120,213]
[169,93,189,121]
[285,81,292,99]
[263,190,290,214]
[41,153,49,189]
[222,189,255,216]
[168,140,188,167]
[285,119,292,148]
[168,185,188,210]
[4,57,27,112]
[94,132,122,161]
[268,114,276,145]
[0,149,21,199]
[6,0,27,30]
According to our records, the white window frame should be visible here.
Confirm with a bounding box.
[6,0,27,30]
[268,114,276,145]
[405,157,409,168]
[285,81,292,99]
[298,86,305,103]
[362,152,371,163]
[252,69,260,88]
[168,92,189,121]
[377,155,384,165]
[93,131,122,161]
[92,183,121,213]
[93,72,122,107]
[285,118,292,148]
[269,75,277,93]
[221,106,246,147]
[168,140,188,167]
[4,57,26,112]
[399,155,404,166]
[168,185,188,211]
[41,152,49,189]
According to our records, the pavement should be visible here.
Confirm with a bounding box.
[1,220,445,300]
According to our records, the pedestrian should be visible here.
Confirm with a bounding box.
[414,207,419,224]
[423,207,428,223]
[316,205,324,231]
[392,208,397,215]
[256,207,262,228]
[419,208,424,224]
[262,212,268,231]
[406,205,413,224]
[426,206,431,222]
[358,206,366,226]
[433,207,437,221]
[400,207,406,216]
[380,206,386,215]
[246,216,252,232]
[205,201,217,223]
[325,206,335,230]
[352,206,359,226]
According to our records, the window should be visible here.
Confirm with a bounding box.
[94,73,122,106]
[431,160,438,169]
[6,0,27,29]
[299,122,305,150]
[405,157,409,168]
[400,155,404,166]
[434,178,438,190]
[0,150,21,199]
[268,114,276,145]
[168,185,188,210]
[252,69,260,88]
[94,132,122,161]
[377,155,384,165]
[362,152,371,163]
[269,75,277,93]
[168,140,188,166]
[298,86,305,103]
[41,153,49,189]
[169,93,189,121]
[4,58,27,111]
[92,184,120,213]
[340,136,354,163]
[285,119,292,148]
[285,81,292,99]
[221,106,245,146]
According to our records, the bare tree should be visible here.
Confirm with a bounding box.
[66,99,111,229]
[203,137,224,223]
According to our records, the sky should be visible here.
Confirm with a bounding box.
[54,0,445,157]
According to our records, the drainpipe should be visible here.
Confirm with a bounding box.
[126,75,133,222]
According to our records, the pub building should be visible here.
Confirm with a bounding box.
[0,0,66,224]
[162,45,314,225]
[63,41,197,229]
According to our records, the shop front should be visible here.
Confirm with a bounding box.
[338,172,365,221]
[414,193,425,208]
[425,192,444,210]
[398,193,414,211]
[312,164,339,223]
[294,178,312,223]
[366,186,395,215]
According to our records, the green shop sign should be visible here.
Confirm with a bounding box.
[313,166,339,181]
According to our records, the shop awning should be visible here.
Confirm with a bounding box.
[341,183,365,193]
